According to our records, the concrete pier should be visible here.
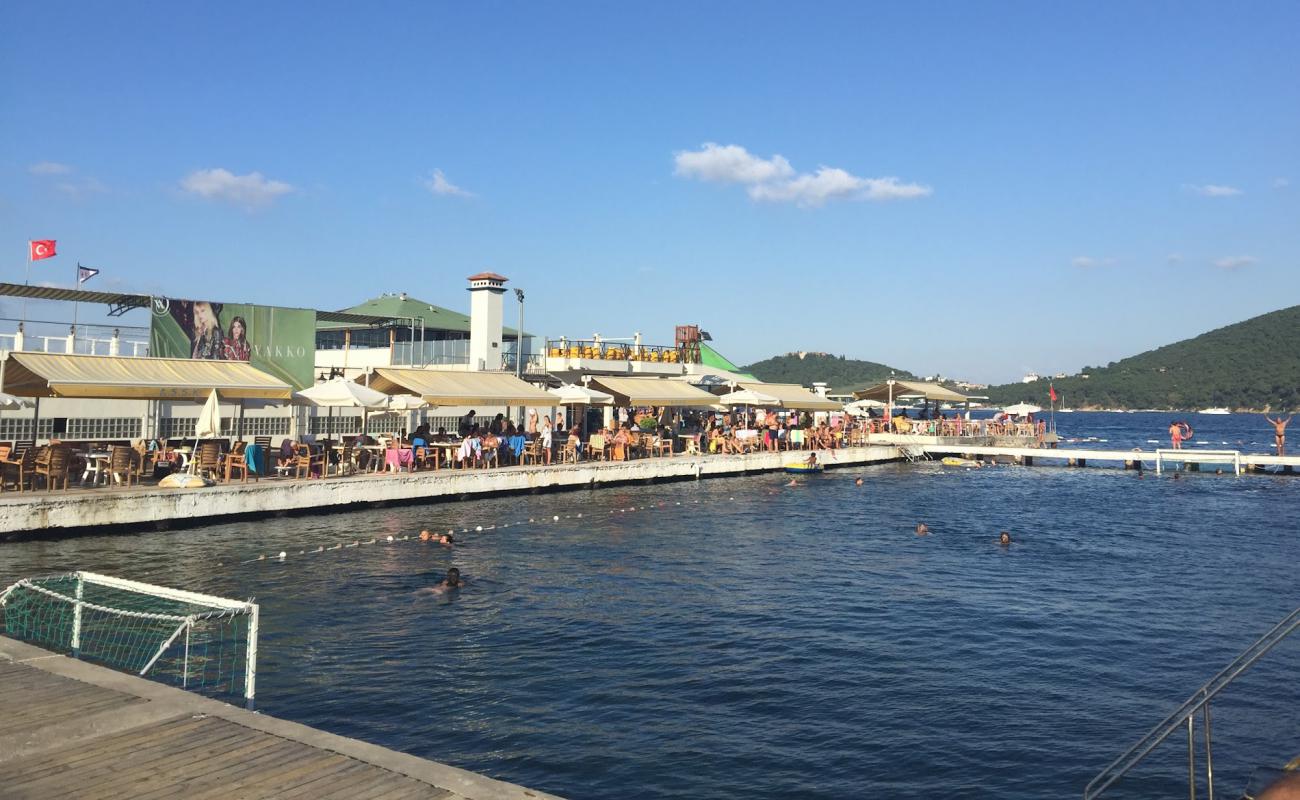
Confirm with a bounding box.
[0,446,902,537]
[0,635,561,800]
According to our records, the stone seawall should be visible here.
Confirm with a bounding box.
[0,446,902,537]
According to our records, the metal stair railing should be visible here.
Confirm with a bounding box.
[1084,606,1300,800]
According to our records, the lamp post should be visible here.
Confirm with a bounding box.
[514,288,525,426]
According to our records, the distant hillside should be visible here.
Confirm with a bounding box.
[741,352,913,394]
[984,305,1300,411]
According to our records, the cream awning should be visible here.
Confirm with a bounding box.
[588,376,721,407]
[364,368,555,406]
[852,380,970,403]
[738,381,842,411]
[0,352,293,400]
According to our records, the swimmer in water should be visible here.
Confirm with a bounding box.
[915,523,929,536]
[415,567,466,597]
[419,530,432,541]
[999,531,1011,546]
[439,533,455,547]
[787,479,799,487]
[855,477,864,486]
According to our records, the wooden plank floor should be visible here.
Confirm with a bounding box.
[0,637,561,800]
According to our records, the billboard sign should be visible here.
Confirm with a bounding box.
[150,297,315,390]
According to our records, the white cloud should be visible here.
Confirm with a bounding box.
[1214,255,1256,270]
[1166,253,1184,264]
[674,142,930,208]
[56,178,108,199]
[674,143,794,185]
[1274,177,1290,189]
[29,161,73,175]
[1185,183,1242,197]
[1071,256,1117,269]
[423,169,474,198]
[179,168,294,207]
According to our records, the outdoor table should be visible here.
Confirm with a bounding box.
[80,451,111,487]
[384,447,414,472]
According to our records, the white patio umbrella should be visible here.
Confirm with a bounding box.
[0,392,32,409]
[844,398,886,417]
[717,388,780,406]
[195,389,223,439]
[293,377,390,439]
[548,383,614,405]
[1002,403,1042,417]
[384,394,428,411]
[293,377,389,409]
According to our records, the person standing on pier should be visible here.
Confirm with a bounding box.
[1168,421,1191,450]
[1265,415,1292,456]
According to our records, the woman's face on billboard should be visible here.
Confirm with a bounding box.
[193,302,215,333]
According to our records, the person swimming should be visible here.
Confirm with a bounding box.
[854,477,864,486]
[915,523,929,536]
[999,531,1012,546]
[415,567,466,597]
[419,529,432,541]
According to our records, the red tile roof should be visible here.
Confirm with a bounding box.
[466,272,508,282]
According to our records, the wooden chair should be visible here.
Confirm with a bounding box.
[222,441,253,483]
[559,440,579,464]
[587,434,607,461]
[35,445,72,491]
[521,439,542,465]
[293,444,326,479]
[2,445,38,492]
[108,445,137,487]
[683,434,702,456]
[194,441,223,480]
[413,445,438,473]
[652,436,674,457]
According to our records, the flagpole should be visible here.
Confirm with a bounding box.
[72,262,80,349]
[23,243,31,323]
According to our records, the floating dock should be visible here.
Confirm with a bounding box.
[0,635,561,800]
[918,443,1299,475]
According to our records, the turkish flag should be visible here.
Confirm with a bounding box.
[1049,384,1058,402]
[30,240,57,260]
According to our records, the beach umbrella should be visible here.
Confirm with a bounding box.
[548,383,614,405]
[844,398,885,417]
[1002,403,1042,417]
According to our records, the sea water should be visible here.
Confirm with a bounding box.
[1,417,1297,799]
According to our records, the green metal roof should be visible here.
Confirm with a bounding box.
[700,343,757,381]
[319,293,525,337]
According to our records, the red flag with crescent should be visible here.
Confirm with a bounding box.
[30,240,57,260]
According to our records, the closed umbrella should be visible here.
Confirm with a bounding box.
[195,389,223,439]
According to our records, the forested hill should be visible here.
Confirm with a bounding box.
[984,305,1300,411]
[741,353,913,394]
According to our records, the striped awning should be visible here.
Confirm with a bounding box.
[587,376,721,407]
[738,382,842,411]
[363,369,555,407]
[0,352,293,400]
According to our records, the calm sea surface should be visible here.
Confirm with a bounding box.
[2,412,1297,799]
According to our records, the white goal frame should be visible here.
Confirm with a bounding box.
[0,571,259,700]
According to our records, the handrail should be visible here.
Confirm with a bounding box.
[1084,607,1300,799]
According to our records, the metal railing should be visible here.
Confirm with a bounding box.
[1084,607,1300,799]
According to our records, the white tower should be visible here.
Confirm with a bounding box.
[467,272,507,371]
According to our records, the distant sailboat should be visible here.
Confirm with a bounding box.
[1198,407,1231,415]
[1057,392,1074,413]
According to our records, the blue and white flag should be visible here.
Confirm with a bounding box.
[77,264,100,284]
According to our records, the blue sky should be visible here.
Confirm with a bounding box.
[3,1,1297,383]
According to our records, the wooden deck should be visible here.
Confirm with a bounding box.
[0,636,561,800]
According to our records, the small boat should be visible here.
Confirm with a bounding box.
[784,462,824,474]
[1198,408,1231,415]
[941,457,979,467]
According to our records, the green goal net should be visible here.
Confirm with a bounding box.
[0,571,259,701]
